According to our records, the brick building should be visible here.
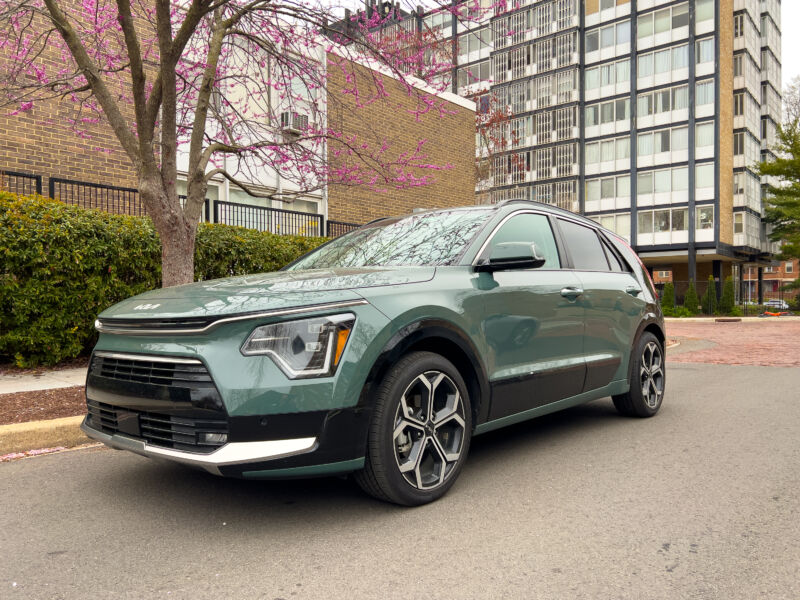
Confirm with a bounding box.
[325,53,477,225]
[0,28,475,234]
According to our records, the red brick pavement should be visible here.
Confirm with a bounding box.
[666,319,800,367]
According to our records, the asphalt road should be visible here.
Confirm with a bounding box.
[2,363,798,600]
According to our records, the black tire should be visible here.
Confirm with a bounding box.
[354,351,473,506]
[612,332,665,418]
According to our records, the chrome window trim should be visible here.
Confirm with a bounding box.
[95,299,369,336]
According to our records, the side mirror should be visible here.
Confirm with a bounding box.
[475,242,547,273]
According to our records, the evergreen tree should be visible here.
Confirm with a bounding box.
[719,276,735,314]
[683,280,700,315]
[700,275,718,314]
[661,281,675,316]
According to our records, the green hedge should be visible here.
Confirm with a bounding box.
[0,193,326,367]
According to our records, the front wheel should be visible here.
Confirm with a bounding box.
[612,332,665,418]
[354,352,472,506]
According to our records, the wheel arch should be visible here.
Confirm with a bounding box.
[358,319,491,429]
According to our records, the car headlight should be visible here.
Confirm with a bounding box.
[240,313,355,379]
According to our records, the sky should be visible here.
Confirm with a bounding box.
[782,2,798,88]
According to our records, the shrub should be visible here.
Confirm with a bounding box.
[0,193,326,366]
[700,275,718,315]
[718,276,735,314]
[661,281,675,312]
[673,305,693,318]
[683,280,700,315]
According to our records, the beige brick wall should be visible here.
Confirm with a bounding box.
[326,53,476,225]
[0,11,139,194]
[717,0,734,247]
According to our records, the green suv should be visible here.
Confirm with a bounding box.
[82,201,665,505]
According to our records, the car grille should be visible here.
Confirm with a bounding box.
[87,400,228,453]
[91,353,215,388]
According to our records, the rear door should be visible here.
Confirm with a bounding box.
[476,211,586,421]
[556,218,646,392]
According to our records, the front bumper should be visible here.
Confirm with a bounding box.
[81,416,317,475]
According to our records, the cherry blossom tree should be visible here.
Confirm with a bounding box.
[0,0,486,286]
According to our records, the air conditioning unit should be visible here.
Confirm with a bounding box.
[280,111,309,134]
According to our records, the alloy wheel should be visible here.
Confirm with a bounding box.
[639,341,664,409]
[393,370,467,490]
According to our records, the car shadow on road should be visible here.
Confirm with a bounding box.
[83,397,640,528]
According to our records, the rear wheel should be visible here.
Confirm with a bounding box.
[354,351,472,506]
[612,332,665,418]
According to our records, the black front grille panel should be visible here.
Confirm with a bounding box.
[91,355,215,388]
[87,400,228,453]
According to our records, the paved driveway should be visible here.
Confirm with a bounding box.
[666,319,800,367]
[2,360,799,599]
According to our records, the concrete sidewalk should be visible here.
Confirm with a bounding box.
[0,367,87,395]
[0,368,90,457]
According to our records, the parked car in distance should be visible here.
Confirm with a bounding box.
[764,299,789,310]
[82,201,665,505]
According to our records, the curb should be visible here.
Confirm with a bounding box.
[0,415,89,455]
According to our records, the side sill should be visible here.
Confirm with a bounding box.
[242,458,365,479]
[474,379,628,436]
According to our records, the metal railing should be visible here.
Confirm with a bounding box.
[49,177,143,216]
[326,219,361,238]
[0,170,42,196]
[4,170,366,239]
[214,200,324,237]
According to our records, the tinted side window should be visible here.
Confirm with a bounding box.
[602,240,627,272]
[558,219,610,271]
[488,213,561,268]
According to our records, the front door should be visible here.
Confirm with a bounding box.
[477,212,586,421]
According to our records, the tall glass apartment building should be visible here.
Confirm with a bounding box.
[343,0,781,282]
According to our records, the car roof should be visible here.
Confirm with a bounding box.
[366,200,602,230]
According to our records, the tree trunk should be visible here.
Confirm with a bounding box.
[160,219,196,288]
[140,175,197,288]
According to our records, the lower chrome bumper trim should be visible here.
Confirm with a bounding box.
[80,417,317,475]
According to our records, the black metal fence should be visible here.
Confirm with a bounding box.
[214,200,325,237]
[4,170,363,239]
[49,177,143,216]
[0,170,42,196]
[327,219,361,238]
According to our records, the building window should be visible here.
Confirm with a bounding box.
[696,163,714,189]
[536,111,551,137]
[696,122,715,148]
[733,131,744,155]
[786,262,794,273]
[555,107,575,140]
[554,143,575,176]
[733,13,744,38]
[696,38,714,64]
[536,75,552,107]
[733,54,743,77]
[696,0,713,23]
[734,213,743,234]
[696,80,714,106]
[734,92,744,117]
[697,206,714,230]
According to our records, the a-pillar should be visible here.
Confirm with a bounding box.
[757,267,764,304]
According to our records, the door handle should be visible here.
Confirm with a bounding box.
[625,286,642,297]
[560,287,583,299]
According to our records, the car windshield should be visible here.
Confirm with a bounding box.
[287,208,492,269]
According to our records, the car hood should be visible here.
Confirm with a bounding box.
[99,267,435,320]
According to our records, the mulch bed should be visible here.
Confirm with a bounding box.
[0,386,86,426]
